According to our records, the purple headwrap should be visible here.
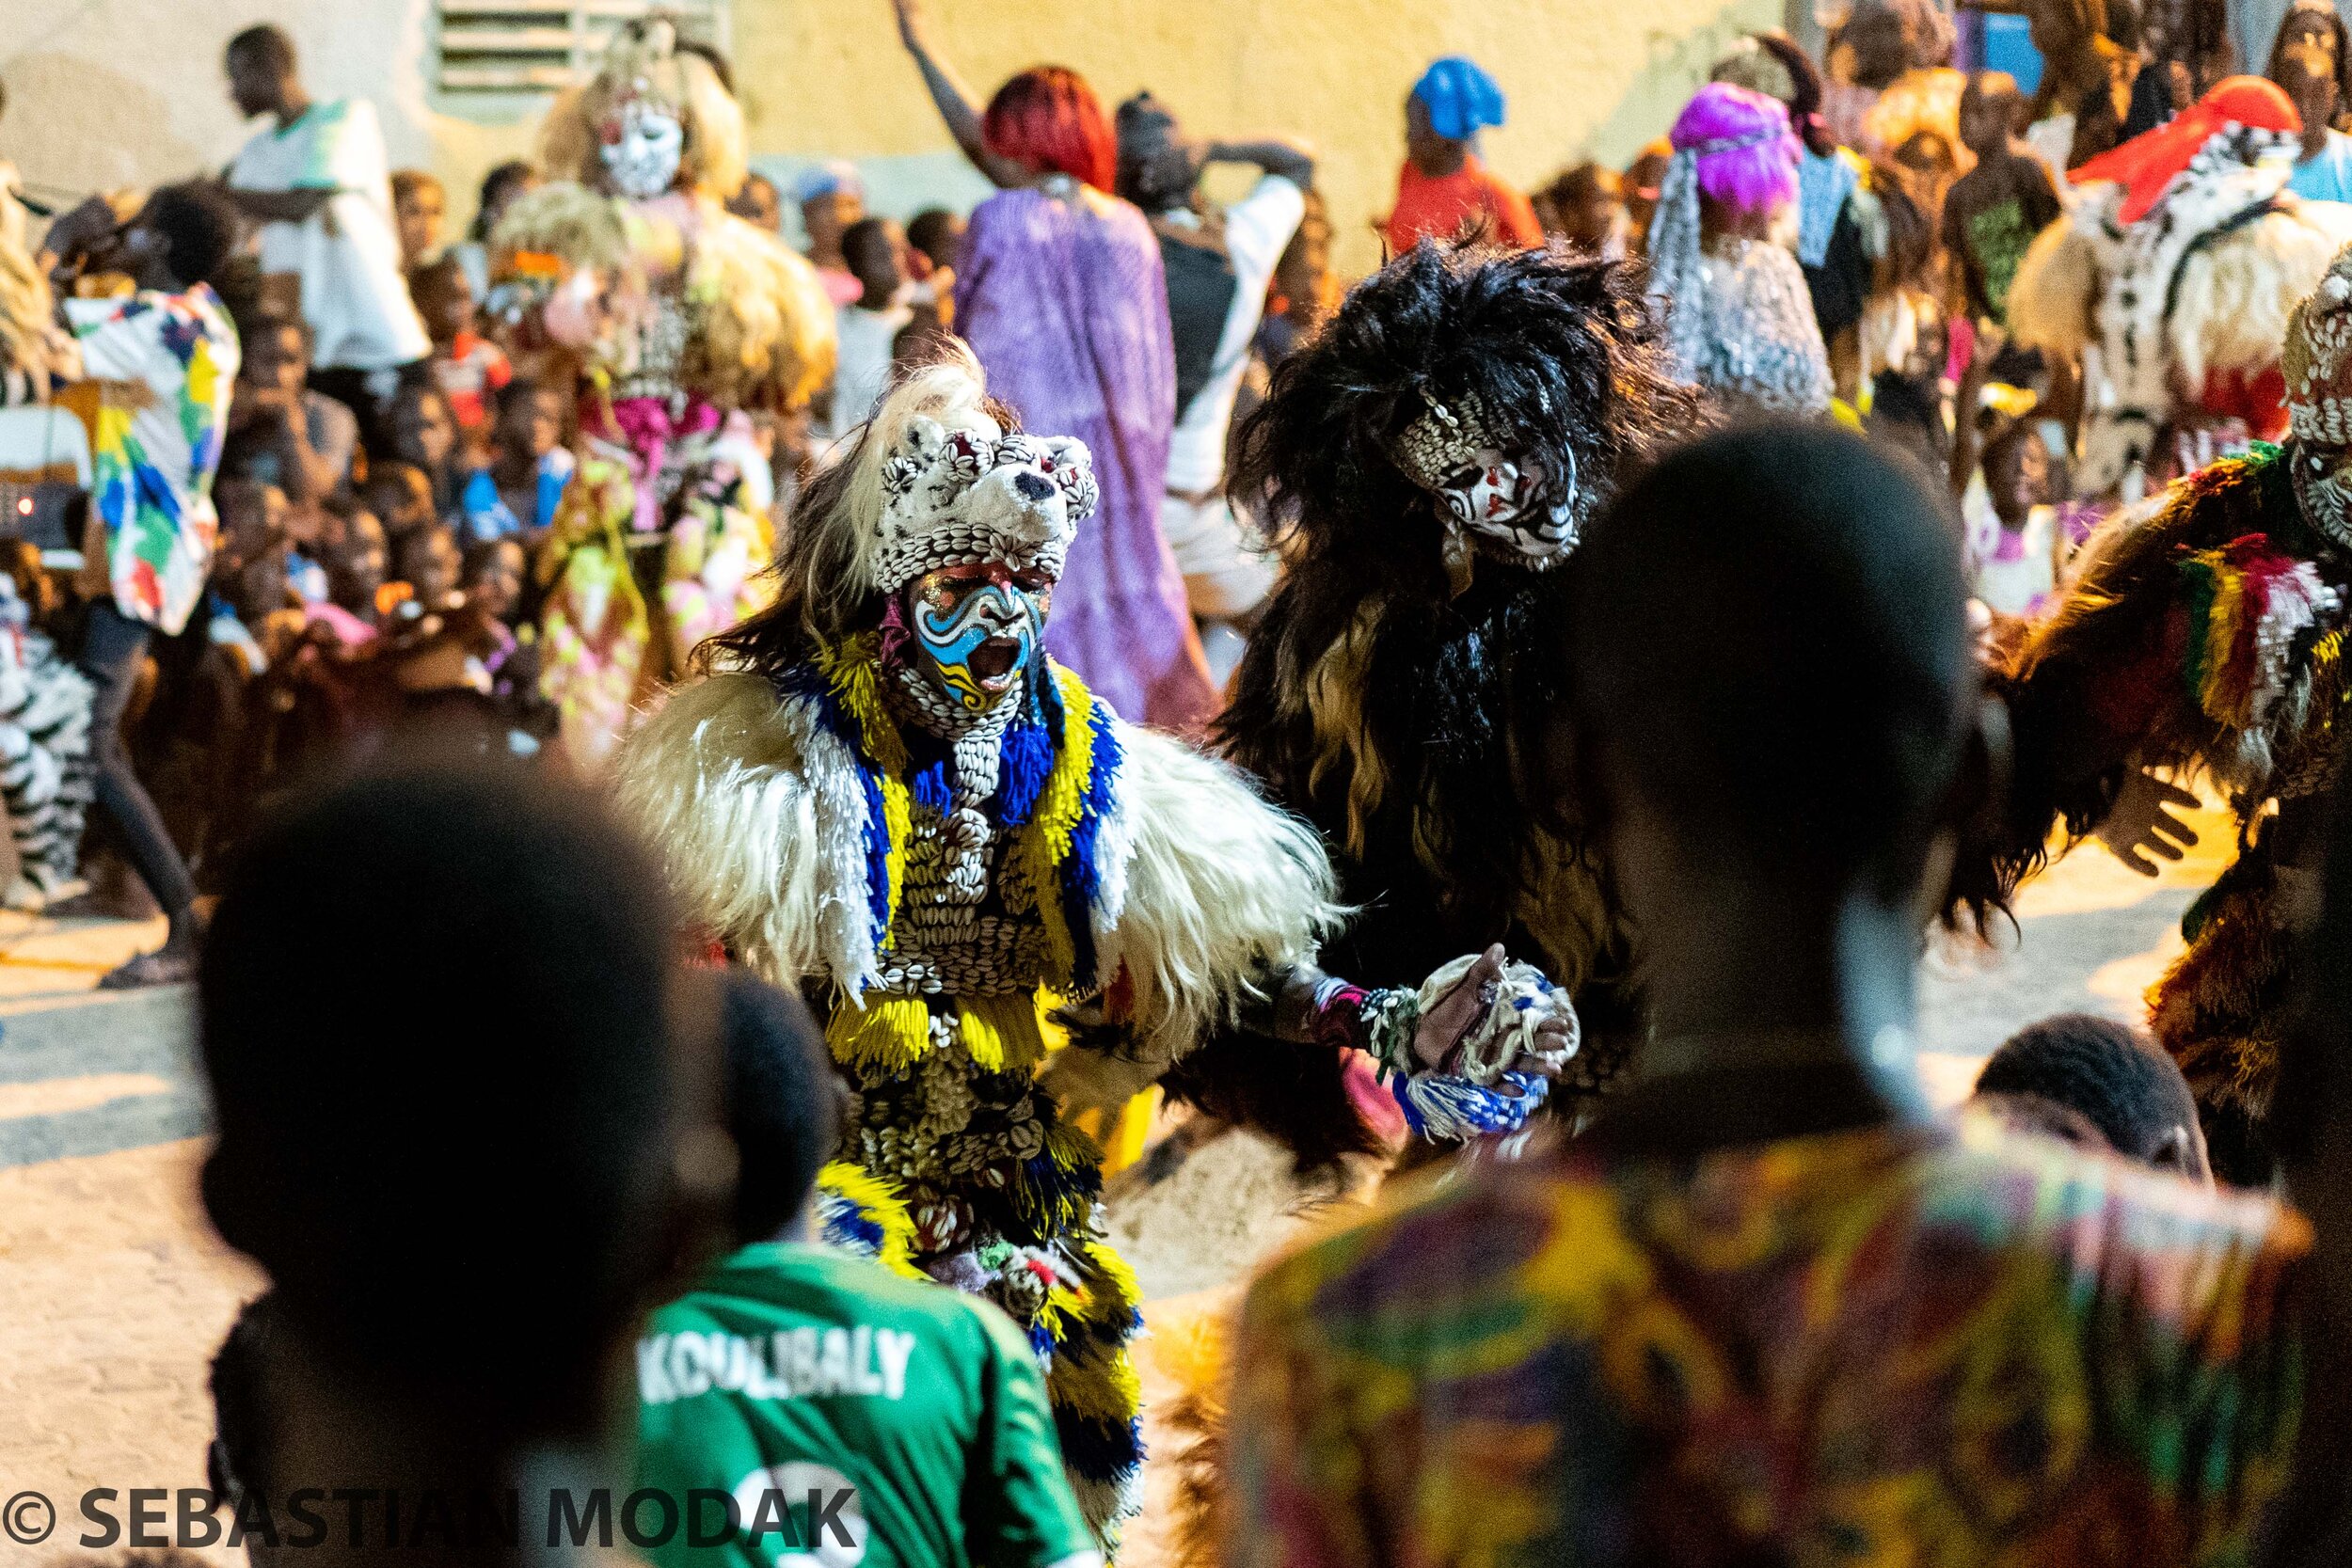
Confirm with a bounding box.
[1669,82,1801,217]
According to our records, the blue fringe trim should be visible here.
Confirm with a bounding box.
[1054,1407,1146,1481]
[998,719,1053,827]
[815,1189,884,1258]
[1390,1068,1549,1141]
[1058,698,1121,991]
[912,760,952,816]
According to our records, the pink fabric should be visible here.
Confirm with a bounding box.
[306,601,379,647]
[954,182,1215,730]
[602,395,723,532]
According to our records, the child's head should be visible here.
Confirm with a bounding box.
[462,536,527,622]
[390,168,445,270]
[1958,71,2024,158]
[794,162,866,260]
[239,310,310,399]
[728,170,782,232]
[891,312,951,371]
[390,381,459,474]
[215,481,293,618]
[492,377,564,463]
[472,159,540,243]
[322,506,389,615]
[406,254,475,347]
[1974,1013,2212,1181]
[841,215,907,309]
[363,462,438,540]
[1537,162,1626,252]
[717,970,842,1244]
[904,207,965,275]
[396,524,463,605]
[1981,419,2053,527]
[216,479,289,559]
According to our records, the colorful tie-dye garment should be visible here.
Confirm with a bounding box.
[1230,1113,2307,1568]
[67,285,239,636]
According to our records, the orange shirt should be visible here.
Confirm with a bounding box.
[1385,154,1545,251]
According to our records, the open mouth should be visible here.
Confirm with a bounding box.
[967,637,1022,689]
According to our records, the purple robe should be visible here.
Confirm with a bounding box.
[955,181,1216,730]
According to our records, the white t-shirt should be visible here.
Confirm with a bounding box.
[824,301,915,442]
[1162,174,1306,496]
[228,99,431,372]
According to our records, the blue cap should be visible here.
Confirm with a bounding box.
[1411,56,1506,141]
[792,159,866,204]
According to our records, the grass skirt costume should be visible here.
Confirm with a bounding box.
[621,351,1570,1548]
[1958,439,2352,1178]
[1960,246,2352,1180]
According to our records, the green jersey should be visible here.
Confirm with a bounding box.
[633,1242,1100,1568]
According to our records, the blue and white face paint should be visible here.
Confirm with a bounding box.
[906,562,1053,713]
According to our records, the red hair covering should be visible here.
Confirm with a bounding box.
[2072,75,2301,222]
[982,67,1118,194]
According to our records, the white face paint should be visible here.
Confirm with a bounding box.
[600,98,684,199]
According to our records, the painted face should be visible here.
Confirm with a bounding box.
[600,96,685,199]
[1429,447,1581,564]
[906,562,1053,712]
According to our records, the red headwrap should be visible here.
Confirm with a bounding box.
[2072,76,2301,223]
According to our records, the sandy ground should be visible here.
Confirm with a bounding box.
[0,795,2238,1566]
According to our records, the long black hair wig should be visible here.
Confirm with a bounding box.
[1216,241,1703,990]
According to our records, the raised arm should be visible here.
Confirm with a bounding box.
[891,0,1026,190]
[220,186,335,225]
[1206,137,1317,190]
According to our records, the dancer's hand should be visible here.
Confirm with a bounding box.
[1412,943,1577,1082]
[2094,767,2201,877]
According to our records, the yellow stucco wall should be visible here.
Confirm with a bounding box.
[732,0,1786,274]
[7,0,1780,278]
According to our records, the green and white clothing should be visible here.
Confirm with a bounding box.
[634,1243,1100,1568]
[227,99,429,372]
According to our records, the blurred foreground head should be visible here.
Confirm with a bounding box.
[198,764,721,1428]
[1566,423,1979,925]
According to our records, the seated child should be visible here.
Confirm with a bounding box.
[633,971,1104,1568]
[387,379,466,518]
[218,309,358,509]
[462,537,555,748]
[1972,1012,2213,1183]
[409,253,512,439]
[393,523,462,610]
[310,505,389,646]
[362,461,440,557]
[822,216,914,443]
[1967,418,2061,618]
[456,378,574,546]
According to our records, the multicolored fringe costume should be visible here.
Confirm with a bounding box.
[622,644,1354,1544]
[494,23,833,771]
[1964,441,2352,1169]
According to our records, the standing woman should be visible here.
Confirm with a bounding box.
[891,0,1215,730]
[1646,83,1835,418]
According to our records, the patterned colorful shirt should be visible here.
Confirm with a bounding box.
[67,285,239,635]
[1229,1115,2308,1568]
